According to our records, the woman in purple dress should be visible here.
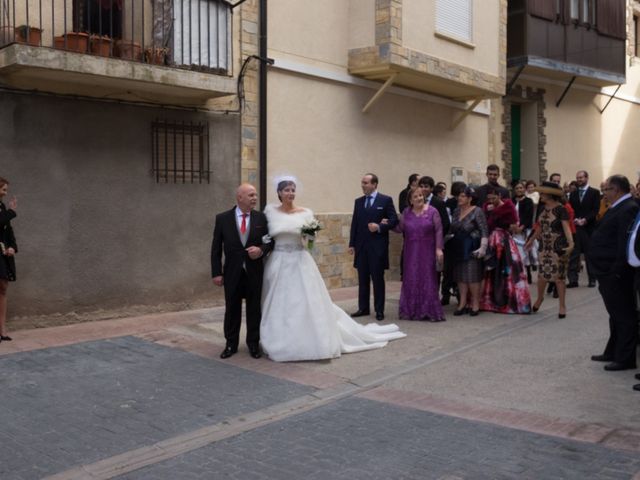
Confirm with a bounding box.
[393,188,445,321]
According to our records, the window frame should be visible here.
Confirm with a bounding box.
[434,0,474,46]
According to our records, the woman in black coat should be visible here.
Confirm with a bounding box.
[0,177,17,342]
[511,181,536,284]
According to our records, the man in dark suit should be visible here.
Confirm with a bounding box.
[398,173,419,214]
[590,175,639,371]
[349,173,398,321]
[418,176,450,234]
[568,170,600,288]
[475,164,510,208]
[627,209,640,390]
[211,184,273,359]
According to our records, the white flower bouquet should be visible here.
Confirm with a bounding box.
[301,218,322,250]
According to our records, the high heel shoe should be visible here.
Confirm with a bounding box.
[558,312,566,319]
[453,308,467,316]
[532,303,541,313]
[1,335,12,341]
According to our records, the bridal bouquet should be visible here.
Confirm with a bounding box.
[301,218,322,250]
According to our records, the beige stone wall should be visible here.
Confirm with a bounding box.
[311,213,402,290]
[403,0,501,76]
[240,0,259,186]
[266,70,490,213]
[348,0,376,50]
[269,0,350,69]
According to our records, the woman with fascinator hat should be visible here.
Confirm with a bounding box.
[525,182,574,318]
[259,176,406,362]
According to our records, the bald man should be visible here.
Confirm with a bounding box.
[211,184,273,359]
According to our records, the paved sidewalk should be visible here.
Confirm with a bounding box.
[1,280,639,479]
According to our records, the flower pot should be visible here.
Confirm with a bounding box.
[15,26,42,46]
[144,47,169,65]
[115,40,142,61]
[54,32,89,53]
[90,35,112,57]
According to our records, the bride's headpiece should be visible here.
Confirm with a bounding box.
[271,173,302,197]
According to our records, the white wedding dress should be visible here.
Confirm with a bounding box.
[260,204,406,362]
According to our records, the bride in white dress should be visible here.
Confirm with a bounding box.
[260,178,406,362]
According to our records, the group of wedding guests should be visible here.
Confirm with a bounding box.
[396,167,640,392]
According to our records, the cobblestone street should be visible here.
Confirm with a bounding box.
[1,281,639,480]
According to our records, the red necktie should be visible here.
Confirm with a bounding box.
[240,213,247,234]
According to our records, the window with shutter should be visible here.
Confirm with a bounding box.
[435,0,473,43]
[528,0,557,21]
[596,0,626,40]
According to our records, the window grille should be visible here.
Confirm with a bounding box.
[151,119,210,184]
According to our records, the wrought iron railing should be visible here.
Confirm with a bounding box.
[0,0,231,73]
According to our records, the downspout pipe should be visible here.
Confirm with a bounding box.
[259,0,268,210]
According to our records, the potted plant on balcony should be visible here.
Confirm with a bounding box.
[115,40,142,61]
[15,25,42,46]
[90,34,112,57]
[144,46,170,65]
[54,32,89,53]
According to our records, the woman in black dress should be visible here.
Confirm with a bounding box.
[0,177,17,342]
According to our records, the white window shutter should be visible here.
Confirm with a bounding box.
[435,0,473,43]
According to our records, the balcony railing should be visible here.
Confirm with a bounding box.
[0,0,232,74]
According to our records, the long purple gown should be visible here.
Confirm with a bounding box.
[397,206,445,321]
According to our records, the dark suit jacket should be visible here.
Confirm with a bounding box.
[210,207,272,290]
[569,186,600,232]
[429,196,450,235]
[398,187,411,214]
[513,196,534,229]
[349,192,398,270]
[589,197,639,278]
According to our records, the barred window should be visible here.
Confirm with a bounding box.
[151,119,210,184]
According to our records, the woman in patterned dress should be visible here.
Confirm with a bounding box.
[525,182,574,318]
[480,188,532,314]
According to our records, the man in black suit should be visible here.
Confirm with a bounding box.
[398,173,419,214]
[418,176,450,234]
[475,164,510,208]
[627,209,640,390]
[211,184,273,359]
[349,173,398,321]
[568,170,600,288]
[590,175,639,371]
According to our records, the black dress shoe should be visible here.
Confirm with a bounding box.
[635,373,640,381]
[351,310,370,317]
[591,354,613,362]
[604,362,637,371]
[376,312,384,321]
[0,335,11,341]
[633,384,640,392]
[566,282,579,288]
[220,346,237,359]
[248,347,262,359]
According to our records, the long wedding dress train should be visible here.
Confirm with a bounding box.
[260,204,406,362]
